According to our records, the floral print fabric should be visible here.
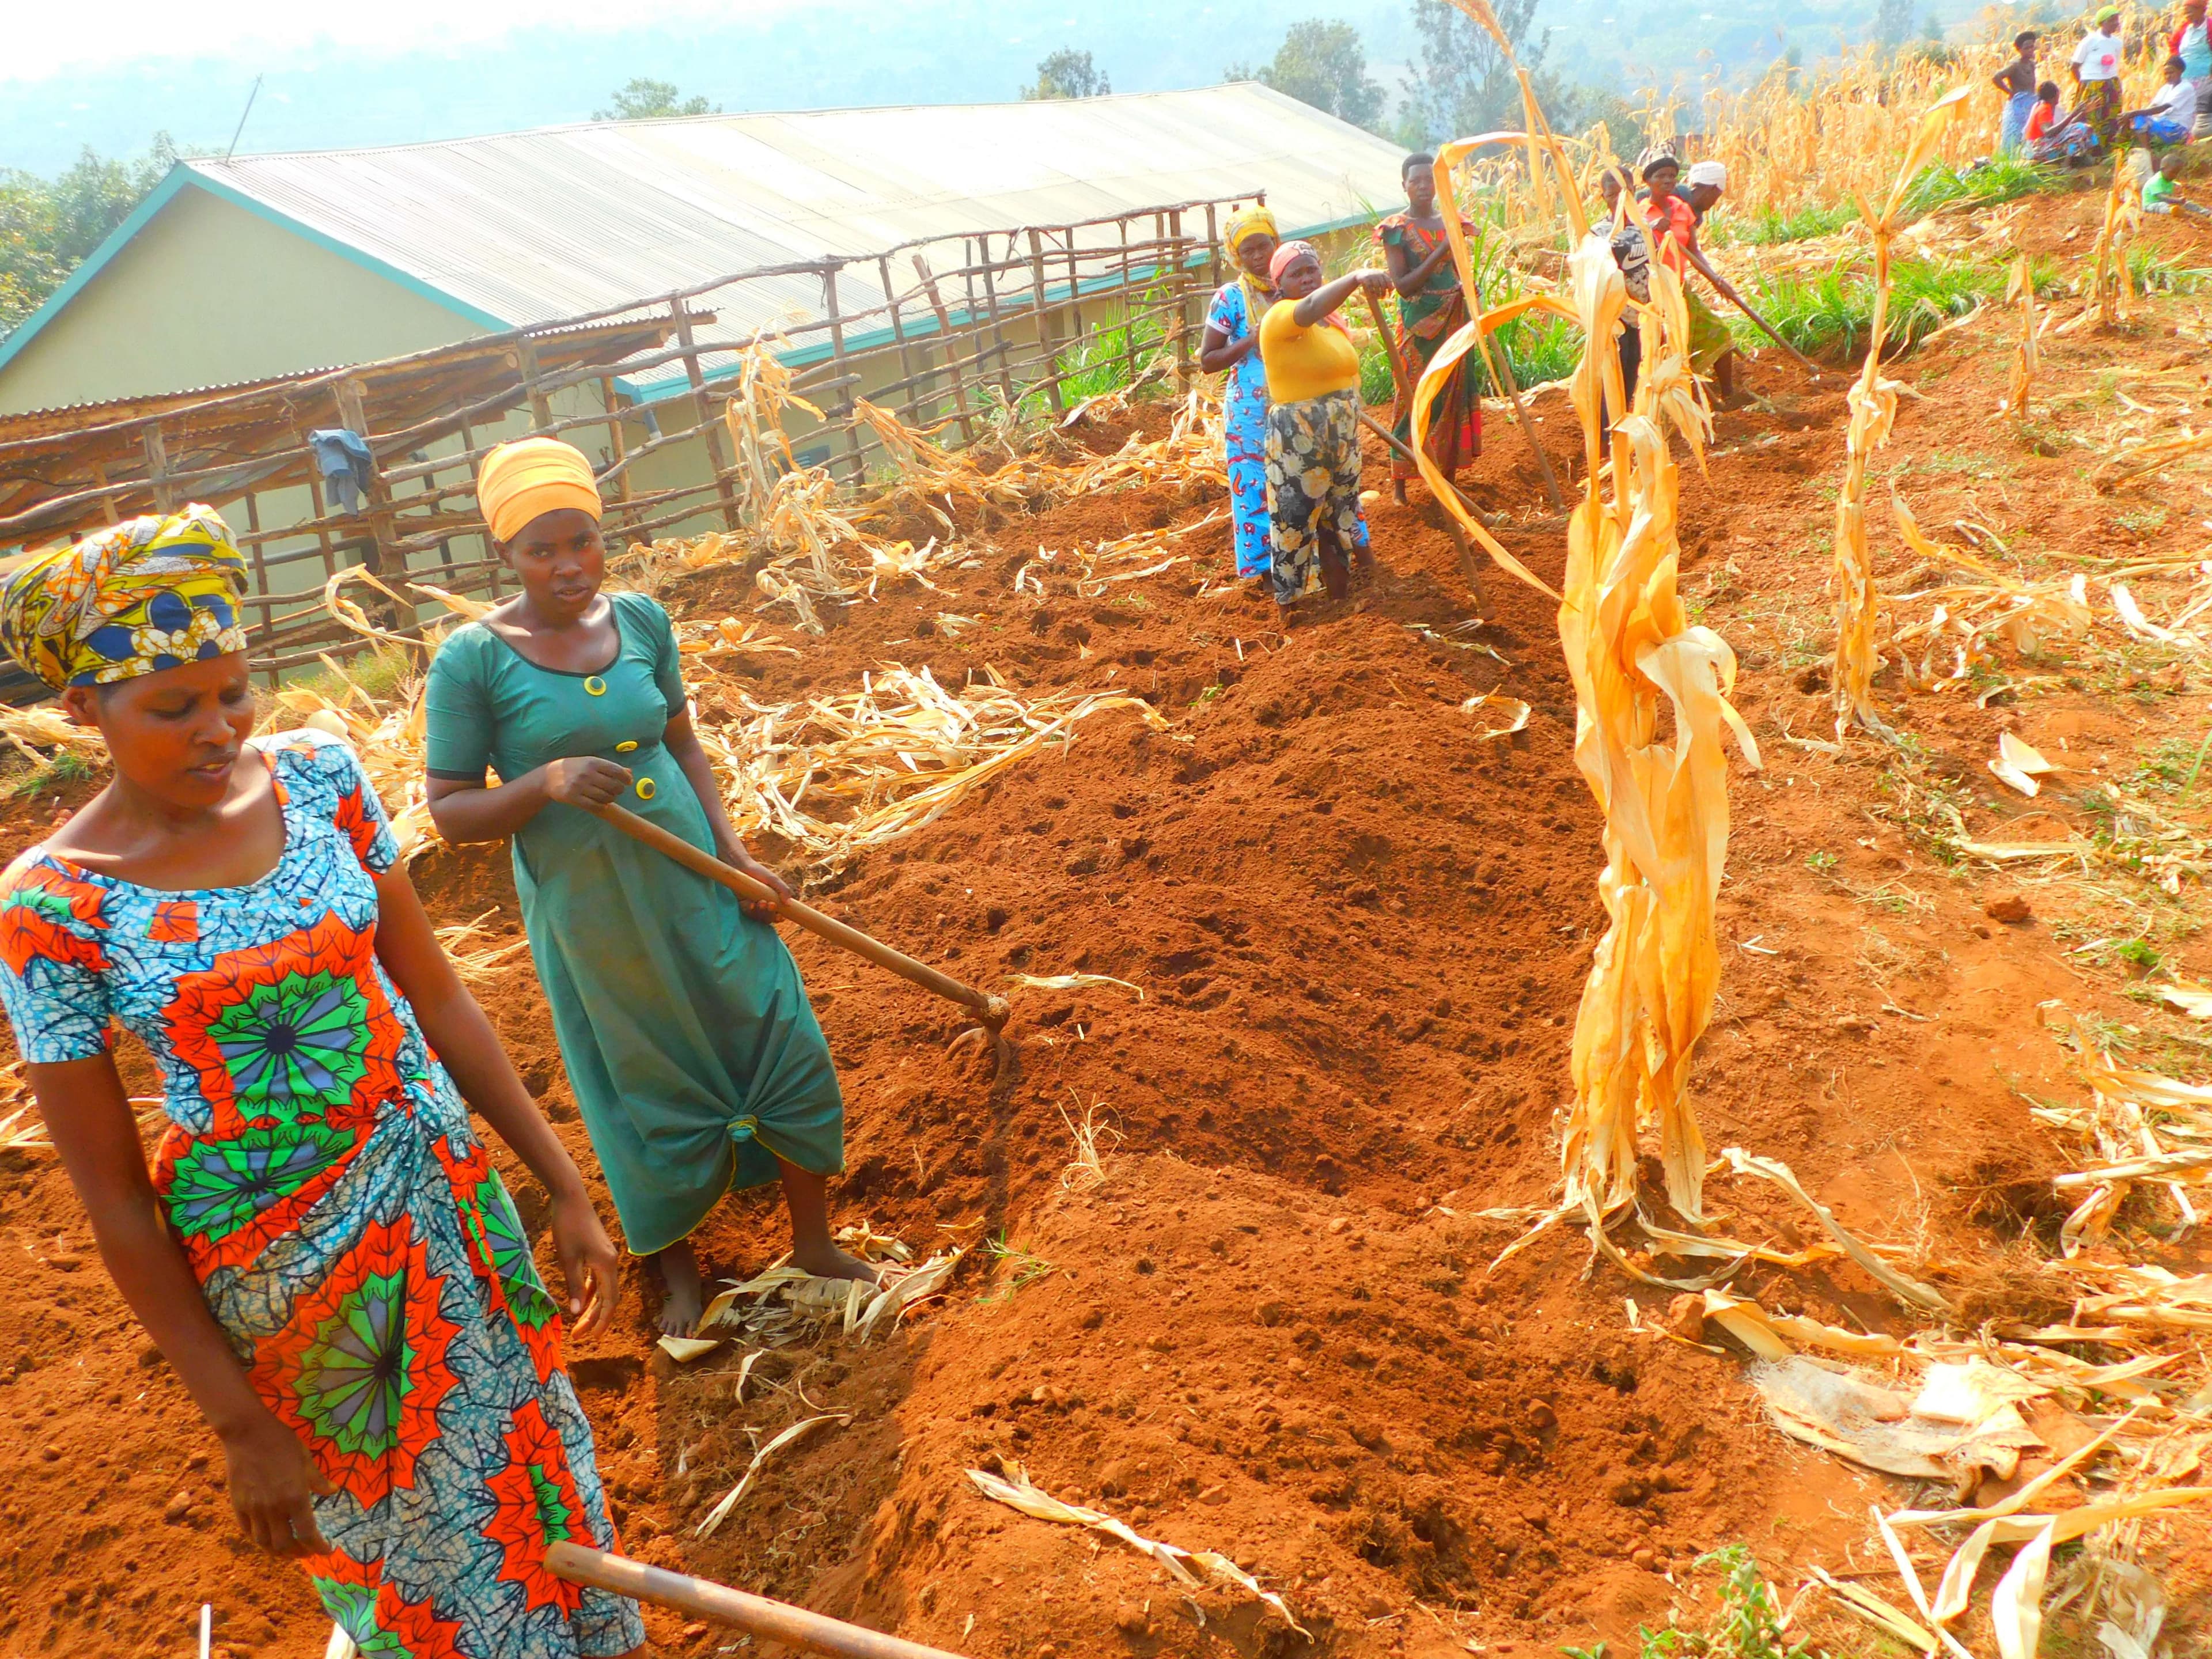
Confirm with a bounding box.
[1204,279,1276,578]
[1264,388,1370,605]
[0,729,641,1658]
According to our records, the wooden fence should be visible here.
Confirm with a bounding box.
[0,192,1253,687]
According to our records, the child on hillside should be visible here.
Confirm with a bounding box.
[2146,149,2212,217]
[2025,80,2063,144]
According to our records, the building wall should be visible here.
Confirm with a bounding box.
[0,185,486,415]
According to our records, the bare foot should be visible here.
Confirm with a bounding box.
[790,1240,882,1285]
[656,1240,706,1336]
[1391,481,1410,506]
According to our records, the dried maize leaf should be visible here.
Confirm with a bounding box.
[854,1249,963,1341]
[1721,1146,1952,1311]
[2150,982,2212,1022]
[1007,973,1146,1001]
[695,1413,848,1539]
[1810,1566,1940,1654]
[1459,692,1530,740]
[656,1336,721,1363]
[967,1463,1308,1637]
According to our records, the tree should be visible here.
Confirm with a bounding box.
[1,137,179,335]
[1022,50,1111,100]
[1873,0,1915,49]
[1228,20,1386,134]
[1399,0,1559,147]
[594,78,716,120]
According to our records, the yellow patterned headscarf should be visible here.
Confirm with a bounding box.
[0,506,251,691]
[1224,204,1278,257]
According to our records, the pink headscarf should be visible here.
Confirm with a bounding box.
[1268,240,1321,285]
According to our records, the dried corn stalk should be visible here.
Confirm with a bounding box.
[1554,228,1760,1226]
[2006,252,2037,418]
[690,663,1167,868]
[968,1461,1308,1637]
[1831,86,1974,743]
[2091,157,2145,328]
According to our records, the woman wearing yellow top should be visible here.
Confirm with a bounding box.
[1257,241,1393,613]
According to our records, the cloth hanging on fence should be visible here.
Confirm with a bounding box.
[307,428,375,517]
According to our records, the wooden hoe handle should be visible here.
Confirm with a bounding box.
[587,802,1007,1029]
[546,1541,972,1659]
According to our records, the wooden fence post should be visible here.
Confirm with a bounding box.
[671,299,742,532]
[878,254,926,426]
[821,266,868,486]
[910,256,977,445]
[600,378,634,503]
[1027,228,1065,414]
[974,235,1018,410]
[89,462,120,526]
[515,338,555,430]
[335,377,410,634]
[143,425,174,513]
[1168,209,1194,390]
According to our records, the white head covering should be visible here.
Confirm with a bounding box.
[1685,160,1728,190]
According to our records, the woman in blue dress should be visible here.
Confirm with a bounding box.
[1198,206,1282,585]
[0,507,642,1656]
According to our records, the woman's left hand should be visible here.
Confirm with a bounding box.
[721,846,793,920]
[548,1185,622,1340]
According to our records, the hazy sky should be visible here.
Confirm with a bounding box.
[8,0,777,78]
[5,0,1424,174]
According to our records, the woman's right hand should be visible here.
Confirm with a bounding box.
[221,1411,335,1558]
[541,757,633,808]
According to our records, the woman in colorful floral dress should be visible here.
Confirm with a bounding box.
[0,507,643,1657]
[1377,153,1482,508]
[1198,206,1282,585]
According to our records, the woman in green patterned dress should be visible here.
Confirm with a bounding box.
[426,439,870,1337]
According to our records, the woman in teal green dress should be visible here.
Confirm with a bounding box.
[425,438,871,1335]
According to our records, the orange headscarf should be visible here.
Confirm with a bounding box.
[476,437,601,544]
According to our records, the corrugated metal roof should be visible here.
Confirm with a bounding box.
[184,85,1403,334]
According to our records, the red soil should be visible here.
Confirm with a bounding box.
[3,183,2211,1656]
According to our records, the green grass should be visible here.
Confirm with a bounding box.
[9,750,97,800]
[1739,255,2007,362]
[1052,284,1175,404]
[1896,154,2070,221]
[979,1234,1055,1301]
[1562,1545,1809,1659]
[1711,155,2063,249]
[291,642,413,706]
[1720,200,1861,247]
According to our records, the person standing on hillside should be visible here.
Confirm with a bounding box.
[1256,242,1393,614]
[2170,0,2212,135]
[1199,206,1281,589]
[1598,165,1652,416]
[0,509,644,1655]
[1683,159,1728,224]
[1377,153,1482,508]
[1639,152,1745,403]
[1994,31,2042,151]
[2123,54,2200,142]
[425,438,870,1339]
[2071,8,2127,141]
